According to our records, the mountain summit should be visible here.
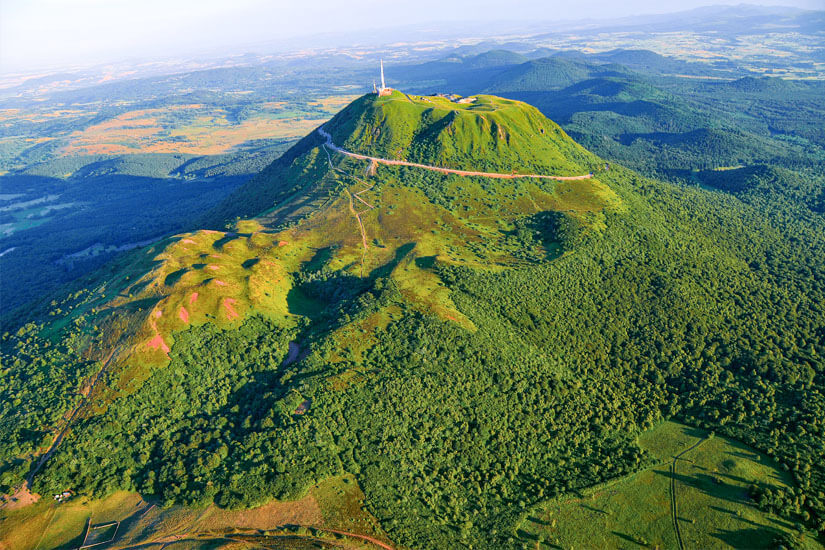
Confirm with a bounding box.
[5,91,629,547]
[324,91,595,174]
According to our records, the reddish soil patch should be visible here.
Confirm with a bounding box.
[445,315,458,322]
[189,292,199,304]
[213,280,227,286]
[0,486,39,511]
[178,307,189,324]
[207,265,220,271]
[147,334,170,354]
[182,238,196,244]
[198,494,323,530]
[223,298,239,320]
[153,309,162,319]
[278,240,289,247]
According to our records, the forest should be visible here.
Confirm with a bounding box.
[1,34,825,549]
[3,151,823,548]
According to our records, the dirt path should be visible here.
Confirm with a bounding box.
[317,127,593,181]
[321,142,375,274]
[324,529,395,550]
[345,189,369,273]
[25,346,121,489]
[138,527,393,550]
[353,189,374,209]
[32,503,58,550]
[669,436,709,550]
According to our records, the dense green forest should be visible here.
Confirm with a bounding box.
[3,92,825,548]
[2,33,825,548]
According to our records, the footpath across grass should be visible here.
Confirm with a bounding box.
[518,421,823,549]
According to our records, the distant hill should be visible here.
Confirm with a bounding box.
[463,49,528,69]
[591,49,700,75]
[531,4,819,35]
[721,75,807,93]
[483,57,630,92]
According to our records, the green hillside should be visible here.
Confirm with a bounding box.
[326,91,597,174]
[2,91,825,549]
[484,57,630,92]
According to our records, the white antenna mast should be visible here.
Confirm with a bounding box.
[380,59,386,91]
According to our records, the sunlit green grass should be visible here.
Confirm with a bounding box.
[519,422,820,549]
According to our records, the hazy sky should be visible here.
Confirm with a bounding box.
[1,0,821,73]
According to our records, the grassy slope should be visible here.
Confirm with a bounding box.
[520,421,822,549]
[8,92,617,385]
[327,91,598,175]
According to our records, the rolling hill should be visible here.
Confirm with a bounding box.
[2,91,825,549]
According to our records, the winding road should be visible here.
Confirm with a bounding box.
[317,127,593,181]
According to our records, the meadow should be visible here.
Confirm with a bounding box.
[520,422,820,549]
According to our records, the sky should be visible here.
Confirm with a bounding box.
[1,0,822,73]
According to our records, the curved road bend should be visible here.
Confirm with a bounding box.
[317,127,593,182]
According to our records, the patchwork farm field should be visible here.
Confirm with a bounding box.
[0,95,359,168]
[0,84,359,309]
[520,422,823,549]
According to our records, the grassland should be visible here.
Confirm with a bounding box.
[53,92,620,385]
[518,421,822,549]
[0,475,392,550]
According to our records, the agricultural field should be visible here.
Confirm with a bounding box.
[0,476,393,549]
[519,422,822,549]
[0,95,359,170]
[0,78,359,310]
